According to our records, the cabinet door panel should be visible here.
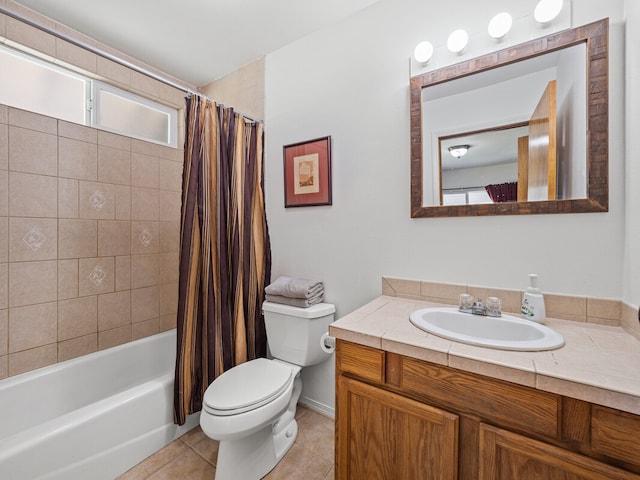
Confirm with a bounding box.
[480,424,640,480]
[337,376,458,480]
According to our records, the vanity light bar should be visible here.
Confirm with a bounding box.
[412,0,564,63]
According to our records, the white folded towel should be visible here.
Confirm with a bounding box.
[265,293,324,308]
[265,276,324,299]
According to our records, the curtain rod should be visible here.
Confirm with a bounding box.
[0,6,199,96]
[0,6,262,123]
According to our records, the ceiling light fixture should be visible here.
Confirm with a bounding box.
[447,29,469,54]
[448,145,470,158]
[488,12,513,40]
[414,41,434,64]
[534,0,563,24]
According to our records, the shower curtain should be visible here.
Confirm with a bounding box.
[173,95,271,425]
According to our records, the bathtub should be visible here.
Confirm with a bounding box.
[0,330,200,480]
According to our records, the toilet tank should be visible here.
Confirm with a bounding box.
[262,301,335,366]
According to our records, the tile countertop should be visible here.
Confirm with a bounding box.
[329,295,640,416]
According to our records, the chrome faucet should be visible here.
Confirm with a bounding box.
[471,298,487,316]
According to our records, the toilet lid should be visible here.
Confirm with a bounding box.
[203,358,293,416]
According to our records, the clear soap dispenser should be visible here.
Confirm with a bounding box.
[521,273,546,323]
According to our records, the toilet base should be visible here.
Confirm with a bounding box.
[214,375,302,480]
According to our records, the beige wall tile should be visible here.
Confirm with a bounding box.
[159,282,178,316]
[115,255,131,291]
[587,297,622,322]
[0,217,6,264]
[0,263,6,309]
[98,325,131,350]
[5,17,56,58]
[131,286,159,323]
[159,159,183,192]
[98,220,131,256]
[98,130,130,151]
[131,222,159,254]
[56,38,97,73]
[159,190,181,222]
[160,221,180,253]
[58,334,97,362]
[132,318,159,341]
[58,296,97,341]
[9,171,57,217]
[9,302,57,352]
[98,145,131,185]
[59,121,97,143]
[131,153,159,188]
[8,108,57,134]
[115,185,131,220]
[420,281,466,304]
[98,290,130,331]
[79,257,115,297]
[79,181,115,219]
[0,123,8,170]
[0,105,7,124]
[382,277,421,297]
[59,137,98,181]
[545,294,587,322]
[58,219,97,258]
[0,355,6,380]
[9,260,57,307]
[58,259,78,300]
[9,217,57,261]
[159,253,179,284]
[96,57,131,86]
[58,177,79,218]
[0,308,7,356]
[159,314,177,332]
[131,187,159,221]
[131,254,159,289]
[8,344,57,377]
[9,126,57,176]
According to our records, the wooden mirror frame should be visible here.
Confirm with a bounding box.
[410,18,608,218]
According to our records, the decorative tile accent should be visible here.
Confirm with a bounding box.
[22,227,46,251]
[89,265,107,287]
[139,227,153,247]
[90,190,108,211]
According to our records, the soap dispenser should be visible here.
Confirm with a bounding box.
[521,274,546,323]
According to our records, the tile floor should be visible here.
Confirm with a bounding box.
[118,406,335,480]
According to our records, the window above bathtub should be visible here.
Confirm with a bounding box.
[0,43,178,148]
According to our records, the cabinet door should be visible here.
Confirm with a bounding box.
[336,376,459,480]
[480,424,640,480]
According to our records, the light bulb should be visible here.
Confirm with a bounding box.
[488,12,513,39]
[534,0,563,24]
[414,41,434,64]
[447,29,469,54]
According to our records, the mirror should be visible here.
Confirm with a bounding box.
[410,18,608,217]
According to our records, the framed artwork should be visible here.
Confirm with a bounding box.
[283,136,332,207]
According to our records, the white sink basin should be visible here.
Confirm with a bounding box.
[409,307,564,351]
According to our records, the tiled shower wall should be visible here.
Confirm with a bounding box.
[0,1,192,378]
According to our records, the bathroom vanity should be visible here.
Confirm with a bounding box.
[331,296,640,479]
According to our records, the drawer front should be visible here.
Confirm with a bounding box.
[337,341,385,384]
[592,405,640,467]
[402,357,560,439]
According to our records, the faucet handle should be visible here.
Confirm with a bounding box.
[486,296,502,317]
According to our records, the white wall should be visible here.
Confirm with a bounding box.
[264,0,626,413]
[624,0,640,306]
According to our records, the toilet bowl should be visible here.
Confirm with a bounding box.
[200,302,335,480]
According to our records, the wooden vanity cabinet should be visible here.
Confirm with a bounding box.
[335,340,640,480]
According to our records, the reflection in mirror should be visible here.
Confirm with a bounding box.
[410,18,608,217]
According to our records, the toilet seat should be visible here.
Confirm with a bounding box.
[203,358,293,416]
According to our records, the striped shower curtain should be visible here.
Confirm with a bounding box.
[173,95,271,425]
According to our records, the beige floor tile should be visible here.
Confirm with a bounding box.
[295,410,334,462]
[148,448,215,480]
[263,443,332,480]
[118,440,190,479]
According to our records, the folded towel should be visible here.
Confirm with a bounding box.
[265,276,324,299]
[265,292,324,308]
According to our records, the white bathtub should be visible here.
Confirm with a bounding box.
[0,330,200,480]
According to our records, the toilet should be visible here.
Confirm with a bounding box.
[200,301,336,480]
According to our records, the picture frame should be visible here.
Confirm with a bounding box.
[283,136,332,207]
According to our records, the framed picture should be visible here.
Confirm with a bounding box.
[283,136,332,207]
